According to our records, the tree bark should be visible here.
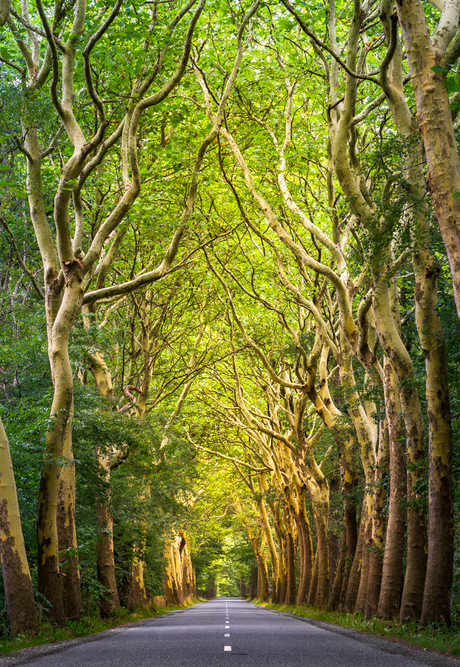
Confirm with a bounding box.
[329,529,346,610]
[354,516,372,614]
[283,512,297,605]
[0,416,38,635]
[57,408,82,621]
[379,3,454,622]
[294,500,313,605]
[395,0,460,322]
[378,358,406,619]
[37,273,83,623]
[307,549,318,606]
[373,282,427,621]
[96,452,120,618]
[257,477,280,604]
[364,419,389,617]
[343,499,367,612]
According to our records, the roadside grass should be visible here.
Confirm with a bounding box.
[0,599,199,655]
[252,601,460,656]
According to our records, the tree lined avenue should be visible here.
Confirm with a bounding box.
[0,0,460,651]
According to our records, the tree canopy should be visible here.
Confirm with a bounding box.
[1,0,460,640]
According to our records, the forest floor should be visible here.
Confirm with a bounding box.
[0,600,196,657]
[253,601,460,657]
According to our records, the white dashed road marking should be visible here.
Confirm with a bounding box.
[224,646,231,652]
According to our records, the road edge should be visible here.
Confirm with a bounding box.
[0,609,187,666]
[261,606,460,667]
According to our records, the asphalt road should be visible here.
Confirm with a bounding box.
[8,597,459,667]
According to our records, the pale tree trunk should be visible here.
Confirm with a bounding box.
[180,532,194,602]
[254,539,269,602]
[283,508,297,605]
[0,417,38,635]
[163,538,181,605]
[380,1,454,622]
[373,282,427,621]
[395,0,460,322]
[86,346,122,618]
[23,125,65,623]
[355,370,381,617]
[378,358,406,619]
[294,490,313,605]
[162,532,196,605]
[37,274,84,623]
[132,547,149,606]
[272,504,287,603]
[364,418,389,617]
[343,499,367,612]
[257,476,280,603]
[354,516,372,614]
[296,430,330,608]
[337,343,376,613]
[57,400,82,620]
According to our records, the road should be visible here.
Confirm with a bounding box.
[5,597,458,667]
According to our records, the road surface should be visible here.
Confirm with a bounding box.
[4,597,458,667]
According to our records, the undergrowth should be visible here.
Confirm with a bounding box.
[252,601,460,656]
[0,599,198,656]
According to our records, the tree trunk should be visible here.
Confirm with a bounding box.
[257,478,280,604]
[337,341,376,612]
[296,430,330,608]
[272,506,287,603]
[57,412,82,621]
[132,554,149,606]
[329,529,346,610]
[96,454,120,618]
[329,532,341,595]
[37,274,83,623]
[373,282,427,621]
[256,555,269,602]
[0,417,38,635]
[283,508,297,605]
[96,501,120,617]
[343,499,367,612]
[87,349,122,617]
[180,535,191,602]
[313,493,330,608]
[364,418,389,617]
[163,538,181,606]
[250,565,258,599]
[307,549,318,606]
[295,502,313,605]
[378,358,406,619]
[354,516,372,614]
[379,9,455,620]
[395,0,460,323]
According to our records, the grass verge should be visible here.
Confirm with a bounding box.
[0,599,198,656]
[252,601,460,656]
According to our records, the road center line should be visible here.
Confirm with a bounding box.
[224,646,231,652]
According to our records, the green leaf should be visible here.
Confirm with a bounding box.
[452,192,460,197]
